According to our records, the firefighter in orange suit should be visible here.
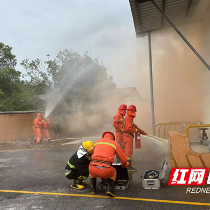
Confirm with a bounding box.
[113,104,127,150]
[89,131,127,197]
[42,118,50,143]
[33,113,44,144]
[32,120,37,142]
[124,105,147,171]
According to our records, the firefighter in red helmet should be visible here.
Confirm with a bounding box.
[33,113,44,144]
[113,104,127,151]
[124,105,147,171]
[89,131,127,197]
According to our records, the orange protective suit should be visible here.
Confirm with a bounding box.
[89,132,127,181]
[32,125,37,140]
[113,109,126,148]
[124,111,147,160]
[33,115,44,144]
[42,119,50,140]
[32,118,37,140]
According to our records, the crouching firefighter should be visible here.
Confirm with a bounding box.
[65,141,94,190]
[89,132,127,197]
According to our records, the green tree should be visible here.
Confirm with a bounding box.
[0,42,17,69]
[0,42,44,111]
[0,42,20,97]
[21,49,116,115]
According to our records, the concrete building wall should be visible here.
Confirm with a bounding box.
[0,112,103,141]
[0,113,37,141]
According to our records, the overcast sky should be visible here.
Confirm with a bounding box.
[0,0,150,88]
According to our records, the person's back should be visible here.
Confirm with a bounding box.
[89,131,127,197]
[92,138,118,165]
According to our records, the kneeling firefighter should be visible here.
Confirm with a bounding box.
[89,132,127,197]
[65,141,94,190]
[124,105,148,171]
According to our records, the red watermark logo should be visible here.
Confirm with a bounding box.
[168,168,209,185]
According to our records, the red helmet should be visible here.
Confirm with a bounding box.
[118,104,127,110]
[37,113,41,117]
[102,131,115,141]
[127,105,137,112]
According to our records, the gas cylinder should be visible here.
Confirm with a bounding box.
[160,161,168,180]
[135,131,141,149]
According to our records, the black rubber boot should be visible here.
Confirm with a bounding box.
[71,179,84,190]
[48,138,50,143]
[106,178,116,197]
[127,160,137,172]
[90,178,97,194]
[98,179,108,189]
[77,177,86,185]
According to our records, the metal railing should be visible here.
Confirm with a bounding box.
[186,124,210,153]
[155,122,199,138]
[186,124,210,138]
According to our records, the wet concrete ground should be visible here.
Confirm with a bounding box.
[0,133,210,210]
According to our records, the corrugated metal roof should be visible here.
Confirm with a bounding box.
[129,0,201,37]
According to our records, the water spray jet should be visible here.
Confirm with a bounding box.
[44,61,97,118]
